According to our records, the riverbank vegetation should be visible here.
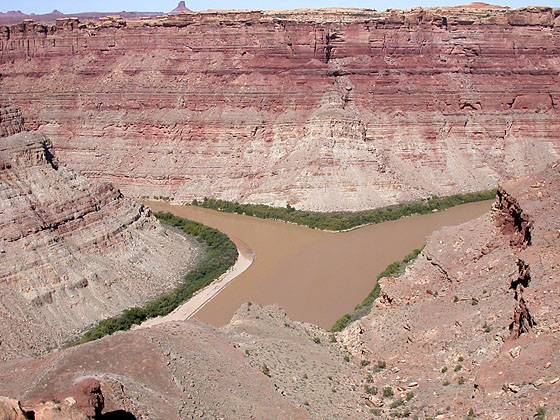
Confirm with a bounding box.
[78,212,238,343]
[330,248,423,332]
[193,190,496,231]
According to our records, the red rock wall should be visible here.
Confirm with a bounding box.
[0,7,559,210]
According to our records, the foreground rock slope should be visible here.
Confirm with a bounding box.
[0,5,559,210]
[343,161,560,417]
[0,109,199,361]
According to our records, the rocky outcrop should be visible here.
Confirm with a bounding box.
[0,317,316,419]
[0,105,24,137]
[0,6,558,210]
[0,128,199,361]
[343,161,560,417]
[0,378,104,420]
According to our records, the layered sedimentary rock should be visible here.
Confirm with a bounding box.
[0,126,199,361]
[0,6,558,210]
[341,161,560,417]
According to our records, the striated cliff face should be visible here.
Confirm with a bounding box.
[0,6,559,210]
[0,122,199,361]
[341,161,560,417]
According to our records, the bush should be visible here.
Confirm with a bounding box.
[195,190,496,232]
[390,398,404,409]
[383,387,394,398]
[78,212,238,343]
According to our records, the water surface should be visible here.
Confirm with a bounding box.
[146,200,492,329]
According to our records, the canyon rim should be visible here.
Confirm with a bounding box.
[0,1,559,419]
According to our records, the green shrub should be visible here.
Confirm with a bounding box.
[405,391,414,401]
[195,190,496,232]
[364,385,378,395]
[78,212,238,343]
[313,337,321,344]
[383,387,394,398]
[535,406,546,420]
[390,398,404,409]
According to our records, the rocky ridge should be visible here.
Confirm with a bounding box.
[0,112,199,361]
[0,6,558,210]
[340,161,560,417]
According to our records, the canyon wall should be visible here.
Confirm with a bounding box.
[0,6,559,210]
[0,114,199,360]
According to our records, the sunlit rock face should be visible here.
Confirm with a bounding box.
[0,119,198,361]
[1,6,559,210]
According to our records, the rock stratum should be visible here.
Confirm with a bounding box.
[0,107,199,361]
[0,161,559,418]
[1,5,559,210]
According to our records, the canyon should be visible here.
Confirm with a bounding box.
[0,105,199,361]
[0,156,558,418]
[1,3,560,419]
[0,5,558,210]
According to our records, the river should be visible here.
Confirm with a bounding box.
[146,200,492,329]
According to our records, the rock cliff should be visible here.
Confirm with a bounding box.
[342,161,560,417]
[0,6,559,210]
[0,118,199,361]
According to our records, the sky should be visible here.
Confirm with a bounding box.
[1,0,558,14]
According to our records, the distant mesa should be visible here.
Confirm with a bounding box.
[169,1,192,14]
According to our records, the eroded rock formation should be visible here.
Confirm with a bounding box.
[0,116,199,361]
[342,161,560,417]
[0,6,558,210]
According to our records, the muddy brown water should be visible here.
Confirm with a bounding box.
[146,200,492,329]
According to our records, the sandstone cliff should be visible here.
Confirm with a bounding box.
[0,121,199,361]
[1,6,558,210]
[341,161,560,417]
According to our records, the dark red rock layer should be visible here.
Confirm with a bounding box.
[0,7,559,210]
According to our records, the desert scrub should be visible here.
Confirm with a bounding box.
[330,248,423,331]
[383,387,394,398]
[364,385,378,395]
[313,336,321,344]
[78,212,238,343]
[261,363,271,377]
[194,190,496,232]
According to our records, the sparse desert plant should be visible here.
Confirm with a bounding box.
[361,359,371,367]
[454,364,462,372]
[377,360,387,369]
[406,391,414,401]
[535,406,546,420]
[344,355,350,362]
[329,334,337,343]
[364,385,378,395]
[458,376,466,385]
[467,408,476,419]
[453,295,459,303]
[313,336,321,344]
[261,363,271,377]
[383,386,394,398]
[458,356,464,362]
[441,366,448,373]
[390,398,404,409]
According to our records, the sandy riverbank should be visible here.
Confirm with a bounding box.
[138,236,255,329]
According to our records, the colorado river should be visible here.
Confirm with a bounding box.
[146,200,492,329]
